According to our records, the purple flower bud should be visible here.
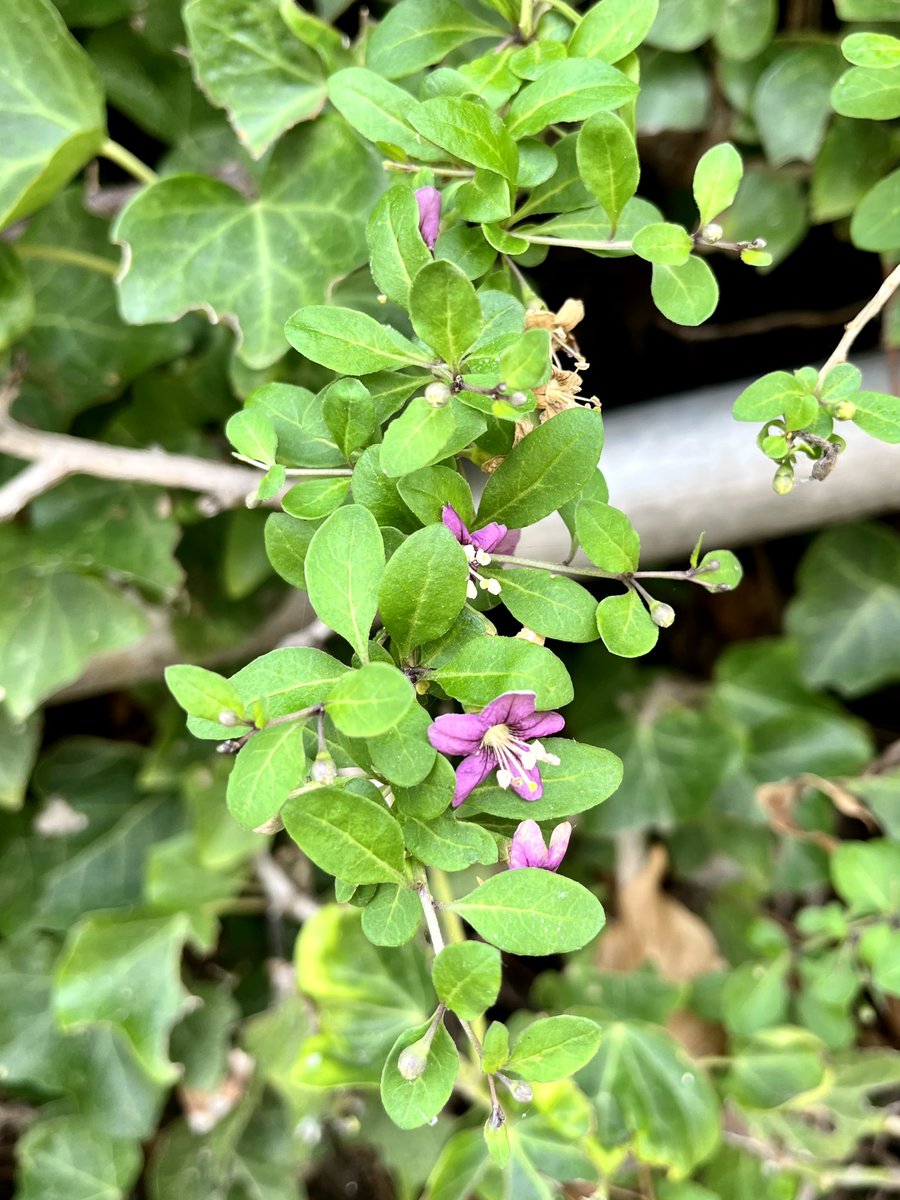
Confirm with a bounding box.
[415,186,442,253]
[508,819,572,871]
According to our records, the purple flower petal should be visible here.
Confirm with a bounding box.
[546,821,572,871]
[479,690,537,729]
[441,504,470,544]
[513,710,565,740]
[510,761,543,802]
[428,711,486,755]
[509,819,547,869]
[470,521,509,553]
[452,751,495,808]
[415,186,442,252]
[494,528,521,555]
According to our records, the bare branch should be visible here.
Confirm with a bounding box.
[820,261,900,382]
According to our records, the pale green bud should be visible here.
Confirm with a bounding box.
[398,1041,429,1080]
[702,223,723,243]
[650,601,676,628]
[510,1080,533,1103]
[425,381,451,408]
[508,391,528,408]
[218,709,240,727]
[833,399,856,420]
[311,749,337,785]
[772,464,794,495]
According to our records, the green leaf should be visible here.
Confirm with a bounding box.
[409,97,518,182]
[379,524,470,654]
[637,49,711,133]
[282,476,351,521]
[721,955,791,1036]
[576,111,639,229]
[498,569,600,643]
[362,884,422,946]
[724,1029,826,1109]
[851,168,900,252]
[596,589,659,657]
[713,0,776,62]
[785,523,900,697]
[400,811,499,870]
[732,369,818,426]
[381,397,486,478]
[496,328,551,392]
[507,1015,601,1082]
[832,839,900,916]
[165,665,247,723]
[477,407,604,528]
[832,64,900,119]
[422,1130,492,1200]
[0,0,106,228]
[397,465,476,527]
[381,1020,459,1129]
[226,724,306,830]
[692,142,743,226]
[366,0,501,80]
[0,708,40,810]
[455,169,513,223]
[695,549,742,591]
[320,378,377,462]
[842,32,900,70]
[631,221,693,265]
[283,786,407,884]
[482,1022,510,1075]
[719,167,807,267]
[305,505,384,661]
[432,942,501,1020]
[852,391,900,443]
[114,116,382,370]
[55,913,189,1084]
[225,408,278,464]
[451,869,605,955]
[861,925,900,995]
[17,1116,141,1200]
[328,67,440,162]
[410,259,482,368]
[812,119,897,225]
[286,305,429,374]
[576,499,640,572]
[367,187,433,309]
[752,46,841,167]
[246,381,344,468]
[432,636,573,709]
[0,245,33,350]
[326,662,416,738]
[506,60,638,139]
[585,1022,719,1178]
[184,0,326,158]
[650,256,718,326]
[568,0,659,64]
[647,0,716,51]
[368,702,437,787]
[467,738,622,820]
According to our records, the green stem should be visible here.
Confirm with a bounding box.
[491,552,618,581]
[429,868,487,1041]
[518,233,633,251]
[231,452,353,477]
[519,0,534,38]
[384,160,474,179]
[100,138,159,186]
[541,0,582,23]
[15,244,119,277]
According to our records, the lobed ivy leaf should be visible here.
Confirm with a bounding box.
[451,869,605,955]
[17,1116,142,1200]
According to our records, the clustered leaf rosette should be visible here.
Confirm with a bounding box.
[509,819,572,872]
[427,689,563,808]
[441,504,519,601]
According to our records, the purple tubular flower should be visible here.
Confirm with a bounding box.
[415,186,442,253]
[509,819,572,871]
[427,690,564,808]
[441,505,521,601]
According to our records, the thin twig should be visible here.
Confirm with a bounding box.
[820,262,900,382]
[254,853,320,922]
[418,883,446,953]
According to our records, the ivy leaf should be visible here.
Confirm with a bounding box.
[506,60,639,140]
[451,869,605,955]
[184,0,327,157]
[692,142,743,226]
[650,256,719,326]
[114,116,382,369]
[54,913,189,1084]
[16,1117,142,1200]
[367,187,433,308]
[304,506,384,662]
[0,0,106,227]
[596,590,659,658]
[283,786,407,884]
[409,259,482,368]
[409,97,518,182]
[432,942,501,1020]
[432,636,573,710]
[477,407,604,528]
[785,523,900,697]
[381,1021,459,1129]
[0,245,33,350]
[752,46,841,167]
[366,0,502,80]
[226,725,306,830]
[568,0,659,64]
[379,525,469,655]
[506,1015,601,1082]
[326,663,416,738]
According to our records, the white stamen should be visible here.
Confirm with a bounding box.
[475,548,491,566]
[466,579,478,600]
[485,577,502,595]
[520,750,537,770]
[463,544,476,561]
[496,768,512,789]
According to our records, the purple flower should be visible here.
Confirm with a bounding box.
[442,505,520,601]
[427,690,563,808]
[509,819,571,871]
[415,186,442,253]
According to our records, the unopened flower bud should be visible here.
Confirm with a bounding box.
[832,399,856,420]
[415,679,430,695]
[218,709,240,727]
[751,237,767,249]
[425,381,451,408]
[311,749,337,785]
[772,464,794,495]
[508,391,528,408]
[510,1080,533,1103]
[650,601,676,628]
[702,222,723,243]
[398,1041,429,1080]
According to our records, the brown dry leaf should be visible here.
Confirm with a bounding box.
[757,772,878,852]
[178,1047,254,1134]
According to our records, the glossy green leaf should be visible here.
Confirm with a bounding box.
[842,32,900,68]
[225,408,278,465]
[466,738,622,820]
[507,1015,601,1082]
[361,884,422,946]
[381,1020,459,1129]
[226,724,306,830]
[631,221,693,265]
[432,941,501,1020]
[568,0,659,64]
[115,117,382,370]
[410,259,482,367]
[283,785,407,884]
[851,391,900,443]
[498,568,600,643]
[692,142,742,226]
[851,168,900,252]
[304,505,384,661]
[327,662,415,739]
[576,499,640,573]
[732,370,818,429]
[367,187,432,308]
[752,46,841,167]
[432,636,573,709]
[409,97,518,181]
[832,64,900,119]
[596,589,659,657]
[506,60,638,139]
[451,869,605,955]
[184,0,326,157]
[165,665,247,724]
[650,256,718,326]
[379,524,469,654]
[367,0,501,80]
[0,0,106,228]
